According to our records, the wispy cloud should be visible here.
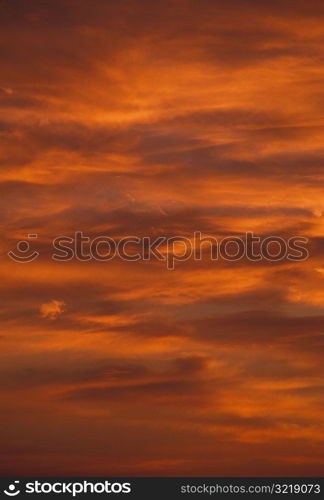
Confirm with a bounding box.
[0,0,324,477]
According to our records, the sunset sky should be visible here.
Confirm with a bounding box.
[1,0,324,476]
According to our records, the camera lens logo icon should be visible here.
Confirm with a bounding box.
[4,481,20,496]
[7,234,39,263]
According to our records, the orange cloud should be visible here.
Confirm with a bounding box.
[0,0,324,477]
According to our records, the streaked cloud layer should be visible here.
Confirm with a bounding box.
[0,0,324,475]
